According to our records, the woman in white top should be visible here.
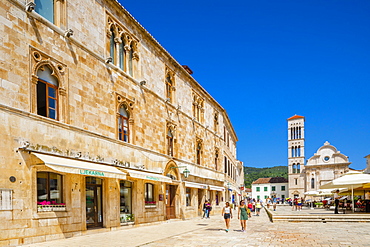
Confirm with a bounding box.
[221,202,233,232]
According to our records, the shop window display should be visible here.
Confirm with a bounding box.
[120,181,133,223]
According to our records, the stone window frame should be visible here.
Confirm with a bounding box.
[165,67,176,104]
[195,137,203,165]
[213,112,219,133]
[107,14,139,78]
[30,47,68,123]
[166,122,176,157]
[115,93,135,144]
[192,91,204,123]
[214,147,219,171]
[32,0,67,28]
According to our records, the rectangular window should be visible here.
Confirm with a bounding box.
[281,186,286,191]
[264,187,268,192]
[256,187,260,192]
[37,172,64,212]
[145,183,155,206]
[186,188,191,206]
[34,0,66,27]
[35,0,54,23]
[295,178,298,185]
[264,195,268,199]
[272,186,276,191]
[37,172,63,204]
[257,195,260,200]
[0,189,12,210]
[216,191,219,206]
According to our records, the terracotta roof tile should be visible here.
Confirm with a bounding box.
[252,177,288,184]
[287,115,305,120]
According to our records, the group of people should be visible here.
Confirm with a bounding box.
[220,199,265,232]
[202,198,273,232]
[290,197,304,211]
[221,201,248,232]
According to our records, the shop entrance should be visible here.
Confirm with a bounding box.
[86,177,103,228]
[166,184,177,219]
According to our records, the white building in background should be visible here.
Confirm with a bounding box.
[251,177,289,201]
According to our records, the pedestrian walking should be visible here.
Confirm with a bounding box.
[222,202,232,232]
[334,190,340,214]
[202,200,211,218]
[266,197,271,209]
[255,199,262,216]
[272,197,277,211]
[237,200,248,232]
[297,197,302,211]
[247,200,253,217]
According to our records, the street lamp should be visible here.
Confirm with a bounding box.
[183,168,190,178]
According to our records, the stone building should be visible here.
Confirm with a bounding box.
[287,115,352,198]
[287,115,306,197]
[0,0,243,245]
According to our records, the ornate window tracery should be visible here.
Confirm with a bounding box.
[192,92,204,123]
[107,15,139,77]
[30,47,67,122]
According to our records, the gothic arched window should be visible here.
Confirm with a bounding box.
[128,43,134,76]
[118,104,130,142]
[167,127,174,156]
[165,73,173,103]
[37,65,58,120]
[119,37,125,70]
[196,141,202,165]
[110,27,116,64]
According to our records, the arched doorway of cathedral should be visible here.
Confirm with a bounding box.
[293,191,300,198]
[164,161,181,219]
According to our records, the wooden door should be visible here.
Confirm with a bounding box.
[166,185,177,219]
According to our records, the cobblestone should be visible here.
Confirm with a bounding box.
[21,206,370,247]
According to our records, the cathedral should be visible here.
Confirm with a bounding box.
[287,115,353,198]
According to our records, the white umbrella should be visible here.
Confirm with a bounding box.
[320,173,370,212]
[304,191,320,196]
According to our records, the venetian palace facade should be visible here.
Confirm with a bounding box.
[0,0,243,245]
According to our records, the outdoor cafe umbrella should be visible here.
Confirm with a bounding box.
[320,173,370,212]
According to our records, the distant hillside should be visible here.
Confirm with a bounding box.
[243,166,288,188]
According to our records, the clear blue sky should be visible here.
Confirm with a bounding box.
[120,0,370,170]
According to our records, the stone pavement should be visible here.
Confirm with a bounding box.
[22,206,370,247]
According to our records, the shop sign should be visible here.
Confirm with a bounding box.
[146,176,160,181]
[80,169,105,177]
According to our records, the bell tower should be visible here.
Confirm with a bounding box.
[287,115,305,198]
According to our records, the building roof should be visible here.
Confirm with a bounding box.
[252,177,288,184]
[287,115,305,120]
[245,188,252,192]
